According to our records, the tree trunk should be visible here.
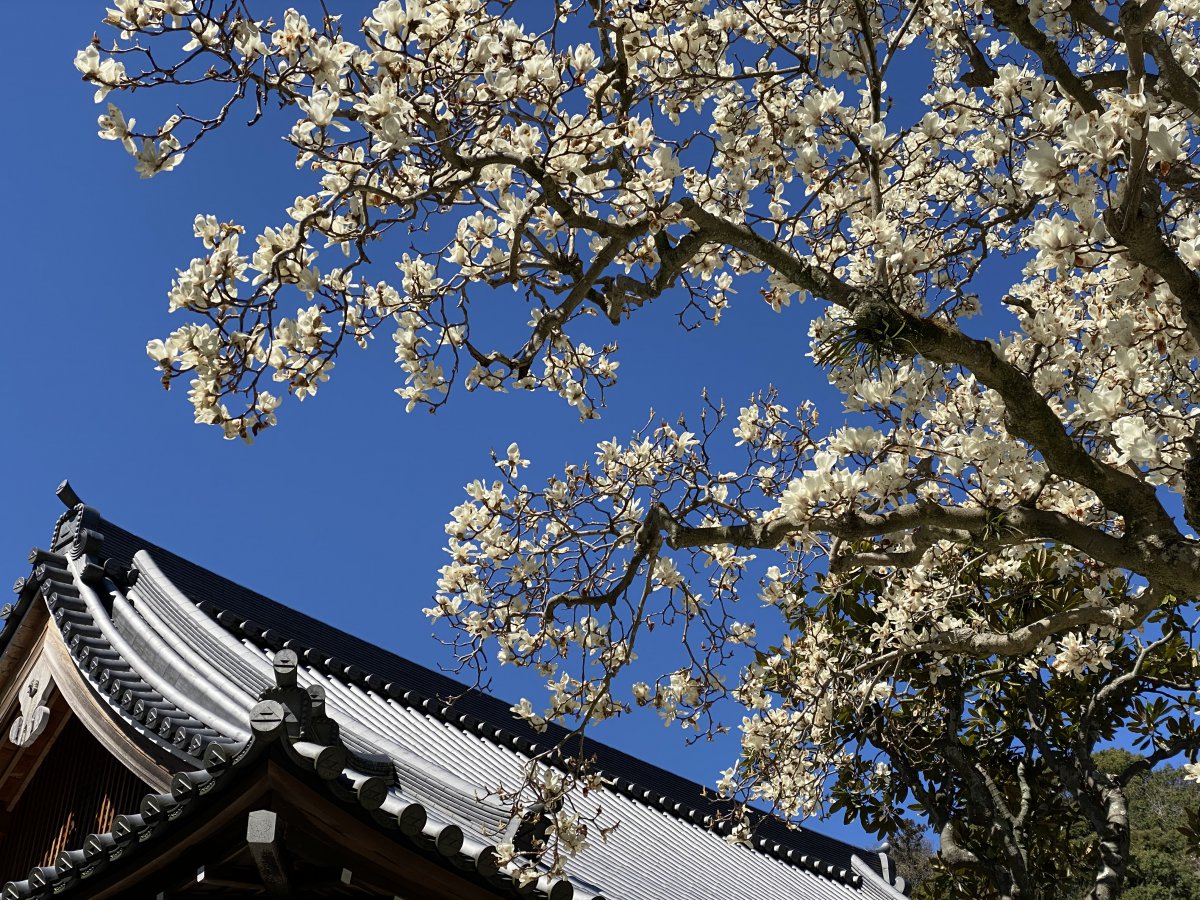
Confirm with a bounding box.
[1086,781,1131,900]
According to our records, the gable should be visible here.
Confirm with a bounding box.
[0,713,148,883]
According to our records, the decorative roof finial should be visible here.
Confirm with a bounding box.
[55,481,81,510]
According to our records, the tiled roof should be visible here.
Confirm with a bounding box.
[0,490,905,900]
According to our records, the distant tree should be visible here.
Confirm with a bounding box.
[889,819,936,896]
[78,1,1200,897]
[897,753,1200,899]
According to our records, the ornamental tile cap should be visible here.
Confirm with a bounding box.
[55,481,81,510]
[256,648,342,747]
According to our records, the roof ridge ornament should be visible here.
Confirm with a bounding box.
[55,481,82,511]
[254,650,398,791]
[256,649,341,747]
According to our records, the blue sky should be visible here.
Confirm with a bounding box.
[0,3,922,851]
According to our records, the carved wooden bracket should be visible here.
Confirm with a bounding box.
[9,660,54,748]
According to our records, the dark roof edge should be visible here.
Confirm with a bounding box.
[18,544,224,768]
[199,597,867,887]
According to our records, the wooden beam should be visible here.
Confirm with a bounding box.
[246,809,291,897]
[194,875,269,890]
[0,598,49,715]
[0,624,60,799]
[266,764,501,900]
[0,735,30,798]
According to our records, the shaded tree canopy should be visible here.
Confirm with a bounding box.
[78,0,1200,896]
[1092,752,1200,900]
[901,753,1200,898]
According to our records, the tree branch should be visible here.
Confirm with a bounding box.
[1146,32,1200,120]
[987,0,1103,113]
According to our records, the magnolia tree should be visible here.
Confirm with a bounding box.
[79,0,1200,896]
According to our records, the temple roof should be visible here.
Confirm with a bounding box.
[0,486,907,900]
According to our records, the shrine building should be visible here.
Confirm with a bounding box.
[0,484,907,899]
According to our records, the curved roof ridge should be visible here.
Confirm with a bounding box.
[137,550,517,828]
[81,508,876,873]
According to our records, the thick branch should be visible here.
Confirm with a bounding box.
[938,698,1033,897]
[663,493,1198,599]
[1146,32,1200,120]
[660,198,1180,545]
[1103,205,1200,350]
[987,0,1104,113]
[1068,0,1118,40]
[831,504,1138,568]
[853,595,1134,667]
[939,824,983,868]
[882,302,1177,537]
